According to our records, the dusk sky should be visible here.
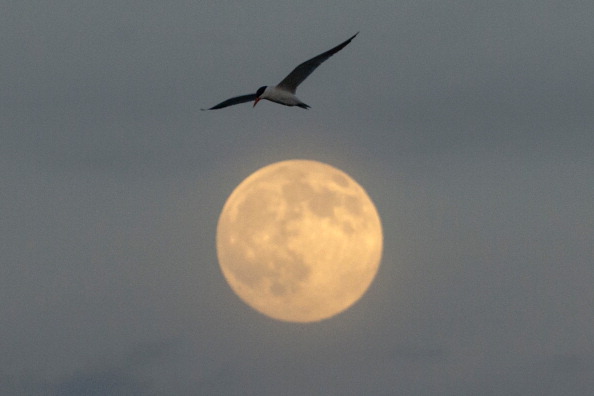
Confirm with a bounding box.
[2,2,593,394]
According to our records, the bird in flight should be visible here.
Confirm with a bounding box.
[202,32,358,110]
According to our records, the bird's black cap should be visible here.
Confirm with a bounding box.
[256,86,267,97]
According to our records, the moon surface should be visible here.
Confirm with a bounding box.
[216,160,383,322]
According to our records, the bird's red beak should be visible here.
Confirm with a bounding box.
[253,97,261,107]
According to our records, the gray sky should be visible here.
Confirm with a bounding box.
[2,1,593,394]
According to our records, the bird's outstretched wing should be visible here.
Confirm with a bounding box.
[276,32,358,93]
[201,93,257,110]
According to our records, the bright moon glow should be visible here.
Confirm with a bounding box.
[216,160,383,322]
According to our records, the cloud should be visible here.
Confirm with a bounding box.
[2,340,177,396]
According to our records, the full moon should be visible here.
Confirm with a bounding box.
[216,160,383,322]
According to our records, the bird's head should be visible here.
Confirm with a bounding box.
[253,86,267,107]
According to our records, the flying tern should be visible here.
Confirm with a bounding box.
[202,32,358,110]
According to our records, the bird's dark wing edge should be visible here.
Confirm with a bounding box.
[201,93,257,110]
[276,32,359,93]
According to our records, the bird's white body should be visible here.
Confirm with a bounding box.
[260,86,307,107]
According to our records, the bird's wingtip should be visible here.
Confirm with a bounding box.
[343,32,359,43]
